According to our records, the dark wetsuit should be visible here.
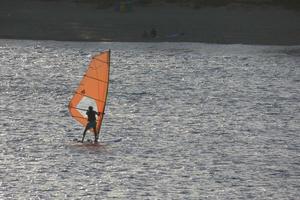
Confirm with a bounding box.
[86,110,98,129]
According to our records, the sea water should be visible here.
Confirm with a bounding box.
[0,40,299,199]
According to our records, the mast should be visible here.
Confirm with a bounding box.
[97,49,110,135]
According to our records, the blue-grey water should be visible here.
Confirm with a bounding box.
[0,40,299,199]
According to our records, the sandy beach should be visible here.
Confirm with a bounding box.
[0,0,300,45]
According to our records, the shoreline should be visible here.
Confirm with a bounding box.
[1,0,300,45]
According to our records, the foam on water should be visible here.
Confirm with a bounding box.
[0,40,299,199]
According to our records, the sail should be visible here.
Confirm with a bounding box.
[68,50,110,134]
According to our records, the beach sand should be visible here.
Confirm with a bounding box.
[1,0,300,45]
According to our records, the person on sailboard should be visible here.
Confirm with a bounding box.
[82,106,101,143]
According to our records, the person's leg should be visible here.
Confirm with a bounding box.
[94,128,98,143]
[82,127,88,142]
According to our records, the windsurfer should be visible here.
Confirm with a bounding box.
[82,106,101,143]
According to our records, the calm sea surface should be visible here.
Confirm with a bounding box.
[0,40,299,199]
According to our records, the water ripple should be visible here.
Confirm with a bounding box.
[0,40,299,199]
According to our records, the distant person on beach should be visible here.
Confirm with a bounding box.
[150,28,157,38]
[142,30,148,38]
[82,106,100,143]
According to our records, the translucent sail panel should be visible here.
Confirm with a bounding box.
[69,50,110,133]
[77,96,98,117]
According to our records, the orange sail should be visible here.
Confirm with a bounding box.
[68,50,110,134]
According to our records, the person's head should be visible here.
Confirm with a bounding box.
[88,106,93,110]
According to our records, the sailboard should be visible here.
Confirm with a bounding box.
[68,50,110,138]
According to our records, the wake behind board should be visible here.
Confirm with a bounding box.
[102,138,122,144]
